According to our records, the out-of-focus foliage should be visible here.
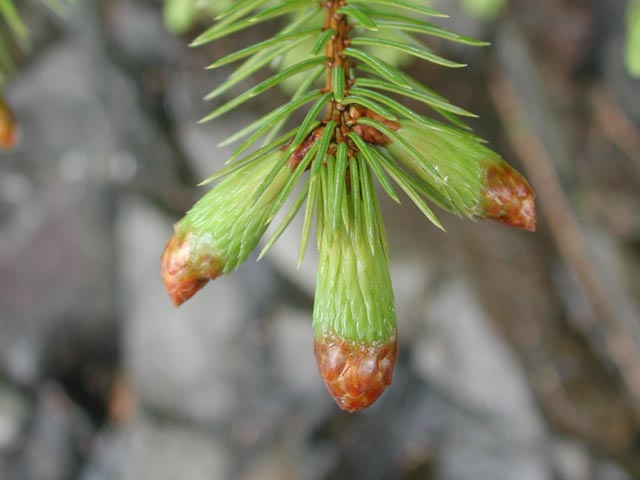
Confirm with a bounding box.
[0,0,29,85]
[459,0,508,20]
[0,0,27,42]
[0,0,75,86]
[163,0,232,35]
[626,0,640,78]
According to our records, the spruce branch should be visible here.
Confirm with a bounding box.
[161,0,537,412]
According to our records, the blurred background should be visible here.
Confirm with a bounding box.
[1,0,640,479]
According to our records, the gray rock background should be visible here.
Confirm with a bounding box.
[1,0,640,479]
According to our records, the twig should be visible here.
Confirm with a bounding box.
[590,86,640,180]
[489,73,640,417]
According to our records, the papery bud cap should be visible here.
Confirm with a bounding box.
[481,161,536,231]
[161,229,223,306]
[314,334,397,413]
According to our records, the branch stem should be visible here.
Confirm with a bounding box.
[323,1,355,146]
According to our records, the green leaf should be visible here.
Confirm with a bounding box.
[313,121,337,177]
[253,146,304,207]
[312,27,335,55]
[196,150,264,187]
[253,95,327,204]
[267,139,320,223]
[205,40,308,100]
[368,12,490,47]
[225,125,298,165]
[350,37,466,68]
[348,132,400,203]
[336,6,379,31]
[348,0,448,18]
[369,147,445,230]
[215,0,271,22]
[332,143,349,231]
[191,1,317,46]
[207,28,321,69]
[350,86,455,135]
[357,64,474,130]
[200,56,327,123]
[292,92,332,145]
[378,144,455,213]
[218,90,323,147]
[228,7,320,78]
[348,156,362,243]
[332,66,346,102]
[191,17,255,47]
[357,117,449,196]
[369,164,391,261]
[357,154,378,254]
[356,90,480,145]
[325,145,336,222]
[248,0,317,24]
[226,125,299,166]
[344,47,412,88]
[258,178,310,260]
[318,155,332,243]
[262,66,324,145]
[341,95,398,120]
[295,119,336,265]
[198,128,298,185]
[298,174,318,267]
[353,79,476,117]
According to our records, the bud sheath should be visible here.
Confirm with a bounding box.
[161,151,290,305]
[313,156,397,412]
[387,120,536,230]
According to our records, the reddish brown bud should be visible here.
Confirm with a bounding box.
[351,107,400,146]
[0,100,17,149]
[314,334,398,413]
[160,230,223,306]
[288,126,325,170]
[481,162,536,232]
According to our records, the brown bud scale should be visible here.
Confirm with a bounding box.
[350,107,401,146]
[314,333,397,413]
[288,126,325,170]
[0,101,17,149]
[481,163,536,232]
[161,231,223,306]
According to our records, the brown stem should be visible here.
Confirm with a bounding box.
[319,1,395,154]
[322,0,356,151]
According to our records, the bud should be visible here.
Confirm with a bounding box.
[161,229,223,306]
[481,161,536,231]
[313,158,397,412]
[387,120,536,231]
[161,151,290,306]
[0,99,17,149]
[314,334,397,413]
